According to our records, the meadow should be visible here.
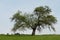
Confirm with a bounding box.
[0,35,60,40]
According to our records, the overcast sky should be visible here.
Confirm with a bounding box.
[0,0,60,34]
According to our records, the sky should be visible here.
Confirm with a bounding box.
[0,0,60,34]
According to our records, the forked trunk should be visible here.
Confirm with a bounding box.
[32,28,36,35]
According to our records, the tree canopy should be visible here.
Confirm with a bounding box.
[11,6,57,35]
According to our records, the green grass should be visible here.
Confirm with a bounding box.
[0,35,60,40]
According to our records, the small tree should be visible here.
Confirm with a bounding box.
[11,6,57,35]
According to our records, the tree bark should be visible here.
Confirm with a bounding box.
[32,28,36,36]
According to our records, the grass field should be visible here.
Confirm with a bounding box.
[0,35,60,40]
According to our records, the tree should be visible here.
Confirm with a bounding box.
[32,6,57,35]
[11,6,57,35]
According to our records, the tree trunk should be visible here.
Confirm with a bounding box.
[32,28,36,36]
